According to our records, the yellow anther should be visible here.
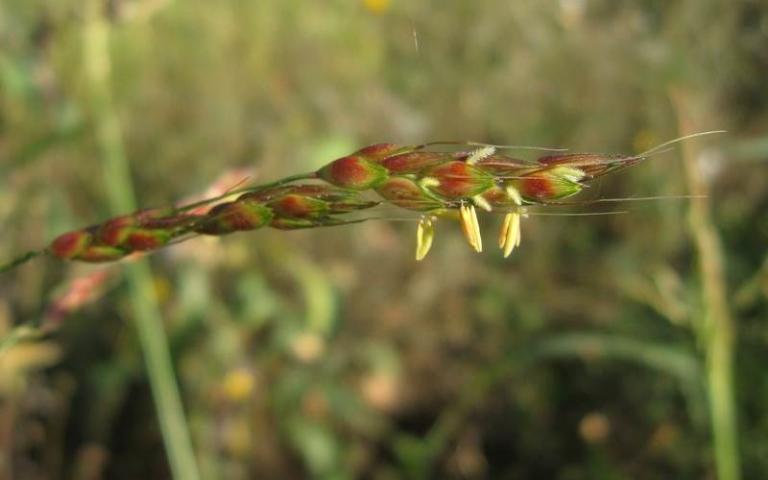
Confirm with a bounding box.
[459,203,482,253]
[415,216,435,261]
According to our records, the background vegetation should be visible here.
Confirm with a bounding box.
[1,0,767,479]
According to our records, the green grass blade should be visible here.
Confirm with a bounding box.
[82,3,200,479]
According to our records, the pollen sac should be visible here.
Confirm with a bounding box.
[458,203,483,253]
[375,176,443,211]
[499,212,522,258]
[381,152,448,175]
[421,161,496,199]
[415,216,435,261]
[195,200,273,235]
[49,229,93,259]
[316,155,389,190]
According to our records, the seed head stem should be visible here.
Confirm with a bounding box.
[176,172,318,214]
[0,250,46,274]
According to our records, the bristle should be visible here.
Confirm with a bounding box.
[639,130,726,157]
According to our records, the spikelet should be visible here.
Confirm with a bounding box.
[316,155,389,190]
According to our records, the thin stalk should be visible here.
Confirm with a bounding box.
[671,90,740,480]
[175,171,318,213]
[0,250,45,274]
[82,3,199,480]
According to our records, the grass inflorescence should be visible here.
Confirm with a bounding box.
[0,132,723,272]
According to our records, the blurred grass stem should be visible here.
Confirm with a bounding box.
[83,3,200,479]
[671,90,740,480]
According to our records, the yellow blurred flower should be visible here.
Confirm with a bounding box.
[363,0,391,15]
[221,368,255,402]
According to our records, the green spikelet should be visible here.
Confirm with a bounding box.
[194,200,273,235]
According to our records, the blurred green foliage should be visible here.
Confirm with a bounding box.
[1,0,767,479]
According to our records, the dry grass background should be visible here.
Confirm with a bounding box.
[1,0,767,479]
